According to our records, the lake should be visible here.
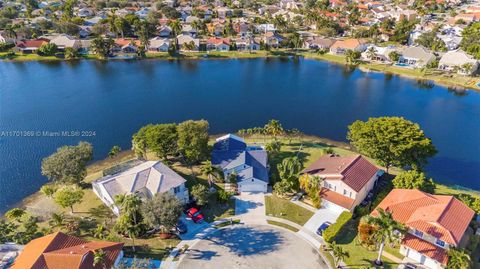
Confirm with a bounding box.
[1,57,479,211]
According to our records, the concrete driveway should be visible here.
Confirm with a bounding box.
[178,214,211,240]
[235,192,266,224]
[177,225,328,269]
[303,206,341,236]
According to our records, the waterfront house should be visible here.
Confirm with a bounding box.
[372,189,475,269]
[301,154,383,212]
[438,50,478,75]
[148,37,170,52]
[361,45,397,63]
[114,38,141,53]
[398,45,436,68]
[92,161,189,215]
[211,134,269,193]
[15,39,49,54]
[303,37,335,50]
[206,37,230,51]
[329,39,368,55]
[10,232,124,269]
[177,34,200,51]
[234,37,261,51]
[49,34,81,51]
[263,32,284,48]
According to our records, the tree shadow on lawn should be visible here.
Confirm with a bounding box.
[346,259,399,269]
[206,226,284,257]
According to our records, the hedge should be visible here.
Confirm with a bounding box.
[323,211,353,243]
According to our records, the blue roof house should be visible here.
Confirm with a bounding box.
[211,134,269,193]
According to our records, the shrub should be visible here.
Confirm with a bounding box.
[37,43,58,56]
[0,42,15,52]
[323,211,353,243]
[217,189,233,203]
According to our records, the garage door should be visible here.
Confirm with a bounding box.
[239,182,266,193]
[323,200,347,213]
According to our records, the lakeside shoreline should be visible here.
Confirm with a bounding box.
[1,50,479,91]
[5,133,480,215]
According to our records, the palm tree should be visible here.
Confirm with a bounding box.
[201,160,221,186]
[114,194,143,252]
[3,24,18,39]
[290,32,303,51]
[168,19,182,51]
[366,47,377,61]
[264,119,284,139]
[327,241,349,268]
[447,248,471,269]
[93,224,107,239]
[191,20,202,34]
[93,249,107,269]
[366,208,405,265]
[48,213,64,231]
[345,49,360,65]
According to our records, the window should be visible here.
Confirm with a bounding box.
[435,239,445,247]
[414,230,424,238]
[343,189,347,195]
[173,186,181,194]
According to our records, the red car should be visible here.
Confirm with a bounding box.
[186,207,204,223]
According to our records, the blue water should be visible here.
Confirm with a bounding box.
[0,58,479,211]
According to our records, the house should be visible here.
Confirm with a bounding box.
[49,34,81,50]
[15,39,49,54]
[177,34,200,51]
[372,189,475,269]
[206,37,230,51]
[181,24,197,37]
[148,37,170,52]
[235,37,260,51]
[10,232,123,269]
[211,134,269,193]
[439,50,478,75]
[158,26,172,37]
[92,161,189,215]
[398,45,436,68]
[216,6,232,18]
[0,31,16,43]
[114,38,141,53]
[361,45,397,63]
[303,37,335,50]
[263,32,283,48]
[329,39,368,55]
[301,154,383,212]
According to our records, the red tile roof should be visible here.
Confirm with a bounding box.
[302,155,379,192]
[373,189,474,246]
[17,39,49,48]
[10,232,123,269]
[320,187,356,210]
[207,37,230,45]
[402,234,448,264]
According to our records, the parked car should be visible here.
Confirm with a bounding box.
[186,207,205,223]
[176,220,188,234]
[316,222,331,236]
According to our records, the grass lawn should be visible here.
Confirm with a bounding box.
[266,220,300,232]
[333,218,400,268]
[265,195,314,226]
[122,237,181,260]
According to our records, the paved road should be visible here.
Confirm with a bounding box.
[177,224,328,269]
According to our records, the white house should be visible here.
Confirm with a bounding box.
[92,161,189,215]
[399,45,436,68]
[302,154,383,212]
[177,34,200,51]
[148,37,170,52]
[49,34,81,50]
[438,50,478,75]
[211,134,269,193]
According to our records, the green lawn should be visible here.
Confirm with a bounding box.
[267,220,300,232]
[265,195,314,226]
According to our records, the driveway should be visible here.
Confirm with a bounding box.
[177,225,328,269]
[235,192,266,224]
[178,214,211,240]
[302,206,342,236]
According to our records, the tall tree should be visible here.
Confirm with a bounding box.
[277,156,303,191]
[347,117,437,172]
[54,186,84,214]
[392,170,435,193]
[177,120,209,165]
[366,208,405,265]
[201,160,222,185]
[108,145,121,158]
[191,184,209,206]
[41,141,93,184]
[114,194,144,252]
[168,19,182,50]
[142,192,182,232]
[264,119,284,139]
[327,241,349,268]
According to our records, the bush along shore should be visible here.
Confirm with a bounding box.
[1,49,479,91]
